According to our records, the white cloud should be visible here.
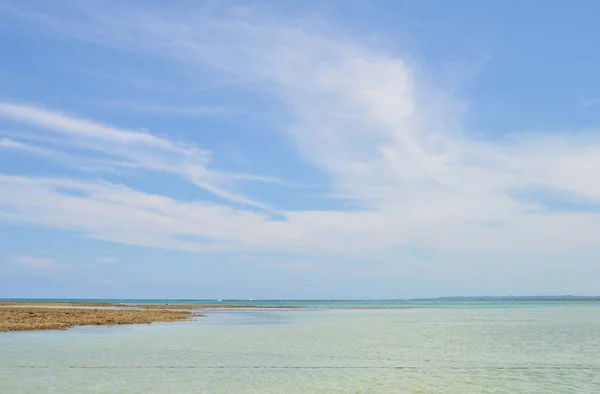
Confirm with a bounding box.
[1,2,600,272]
[13,255,64,270]
[0,137,140,173]
[0,102,280,210]
[1,137,47,154]
[1,173,599,261]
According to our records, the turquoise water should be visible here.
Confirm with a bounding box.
[1,301,600,393]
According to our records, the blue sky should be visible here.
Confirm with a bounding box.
[1,0,600,299]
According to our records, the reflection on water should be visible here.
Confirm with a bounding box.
[1,305,600,393]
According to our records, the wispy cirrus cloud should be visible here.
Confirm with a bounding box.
[1,1,600,276]
[21,2,597,207]
[12,255,65,270]
[0,136,139,173]
[0,101,281,210]
[1,172,600,262]
[1,137,47,154]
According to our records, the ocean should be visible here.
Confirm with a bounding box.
[1,300,599,393]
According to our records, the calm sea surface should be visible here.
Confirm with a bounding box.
[1,300,599,393]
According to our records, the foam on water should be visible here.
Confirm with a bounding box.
[1,303,600,393]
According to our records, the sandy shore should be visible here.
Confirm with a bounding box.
[0,307,193,332]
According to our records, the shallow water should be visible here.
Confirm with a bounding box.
[1,303,600,393]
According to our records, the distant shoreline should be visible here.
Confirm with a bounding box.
[411,296,600,301]
[2,297,599,302]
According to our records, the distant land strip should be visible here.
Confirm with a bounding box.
[412,296,600,301]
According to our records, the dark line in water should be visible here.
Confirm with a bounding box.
[8,365,600,370]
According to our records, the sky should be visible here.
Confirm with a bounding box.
[1,0,600,299]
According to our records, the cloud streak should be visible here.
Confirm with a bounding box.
[0,101,280,210]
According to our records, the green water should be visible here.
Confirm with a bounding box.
[1,302,600,393]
